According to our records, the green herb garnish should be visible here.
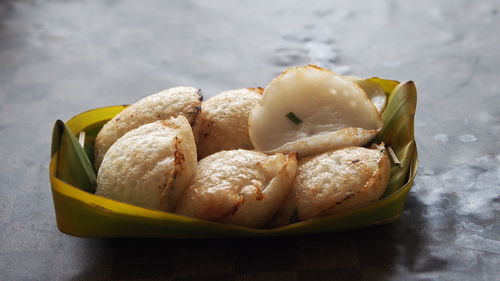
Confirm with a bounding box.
[286,112,302,124]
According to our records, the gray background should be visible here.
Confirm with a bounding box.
[0,0,499,280]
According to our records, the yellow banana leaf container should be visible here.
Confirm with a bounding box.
[49,79,418,238]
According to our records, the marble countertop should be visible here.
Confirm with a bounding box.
[0,0,498,280]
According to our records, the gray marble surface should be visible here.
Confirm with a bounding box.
[0,0,499,280]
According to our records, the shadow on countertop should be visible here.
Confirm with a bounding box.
[68,194,437,281]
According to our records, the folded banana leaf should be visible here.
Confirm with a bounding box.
[49,79,418,238]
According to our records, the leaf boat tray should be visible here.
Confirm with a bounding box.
[49,78,418,238]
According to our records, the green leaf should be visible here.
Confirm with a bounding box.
[368,77,400,95]
[371,80,417,197]
[52,120,97,193]
[51,121,63,157]
[80,120,108,173]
